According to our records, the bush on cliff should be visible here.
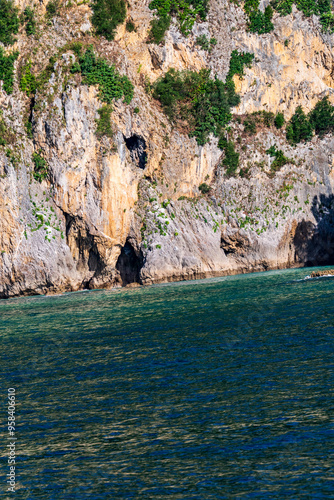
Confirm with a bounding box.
[72,45,134,104]
[222,140,240,177]
[32,152,48,182]
[21,7,36,36]
[153,68,239,145]
[0,0,19,46]
[96,105,114,138]
[309,97,334,137]
[286,106,313,144]
[271,0,334,32]
[91,0,126,41]
[148,0,209,42]
[153,50,253,145]
[0,47,18,94]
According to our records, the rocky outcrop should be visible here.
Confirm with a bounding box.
[1,0,334,297]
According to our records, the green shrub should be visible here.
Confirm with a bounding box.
[91,0,126,41]
[271,0,294,15]
[153,50,253,145]
[309,96,334,137]
[226,50,255,81]
[0,47,19,94]
[243,117,257,134]
[244,0,274,34]
[46,0,58,18]
[134,106,140,113]
[19,61,37,95]
[126,20,136,32]
[76,45,134,104]
[196,35,217,52]
[153,68,239,145]
[222,141,239,176]
[32,152,48,182]
[70,42,83,58]
[148,0,209,42]
[266,144,291,173]
[96,105,114,138]
[248,5,274,34]
[286,106,313,144]
[21,7,36,36]
[148,13,171,44]
[0,113,15,146]
[274,112,285,128]
[0,0,19,46]
[199,182,210,194]
[272,0,334,33]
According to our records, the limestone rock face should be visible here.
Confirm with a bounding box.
[1,0,334,297]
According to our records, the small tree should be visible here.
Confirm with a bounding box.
[91,0,126,41]
[286,106,313,144]
[0,0,19,46]
[309,97,334,137]
[274,112,285,129]
[199,182,210,194]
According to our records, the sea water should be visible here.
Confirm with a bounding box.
[0,267,333,499]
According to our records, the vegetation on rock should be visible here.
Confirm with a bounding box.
[286,106,315,144]
[91,0,126,41]
[309,97,334,137]
[243,0,274,34]
[226,50,255,82]
[271,0,334,32]
[32,152,48,182]
[19,61,37,95]
[0,47,18,94]
[153,50,254,145]
[199,182,211,193]
[286,98,334,143]
[21,7,36,36]
[219,137,240,177]
[96,105,114,138]
[72,45,134,104]
[148,0,209,42]
[46,0,59,19]
[195,35,217,52]
[274,112,285,129]
[266,144,291,173]
[0,0,19,46]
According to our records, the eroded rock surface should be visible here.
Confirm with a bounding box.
[1,0,334,297]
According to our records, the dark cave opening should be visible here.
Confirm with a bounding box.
[116,240,143,286]
[124,134,147,169]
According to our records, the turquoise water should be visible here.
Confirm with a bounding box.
[1,268,334,499]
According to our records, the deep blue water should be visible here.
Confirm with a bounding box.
[1,267,334,499]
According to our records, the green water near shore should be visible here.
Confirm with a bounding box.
[1,267,334,498]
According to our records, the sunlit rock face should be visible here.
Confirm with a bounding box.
[1,0,334,297]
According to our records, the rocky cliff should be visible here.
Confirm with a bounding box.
[1,0,334,298]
